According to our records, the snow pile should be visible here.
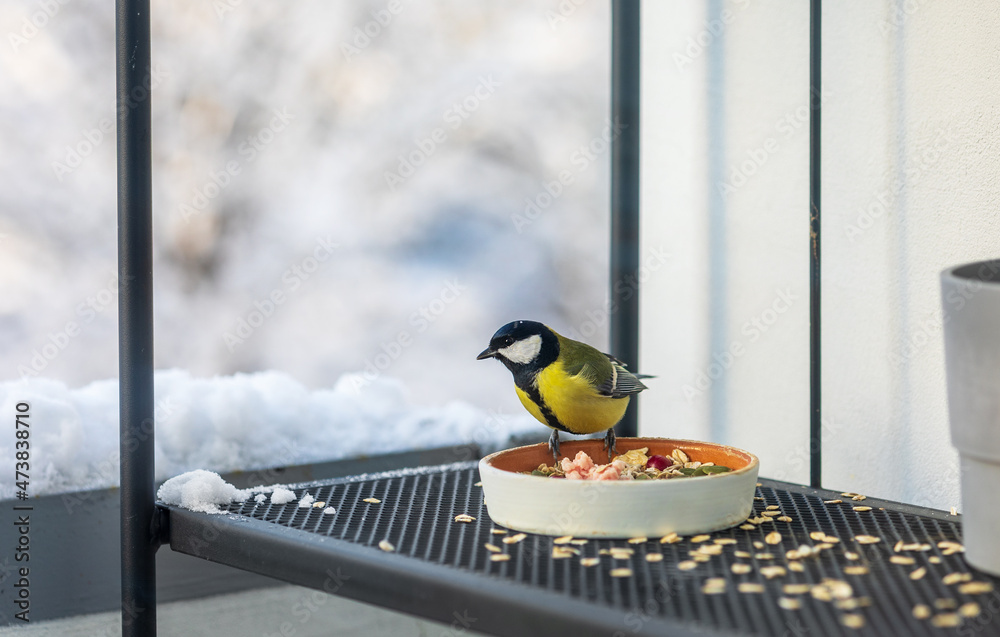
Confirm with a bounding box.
[269,488,296,505]
[0,369,539,499]
[156,469,248,514]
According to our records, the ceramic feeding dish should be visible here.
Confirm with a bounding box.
[479,437,759,538]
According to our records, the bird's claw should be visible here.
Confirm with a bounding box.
[548,429,561,460]
[603,428,617,460]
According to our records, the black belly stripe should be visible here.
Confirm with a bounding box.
[517,378,571,433]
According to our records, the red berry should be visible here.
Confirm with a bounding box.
[646,455,673,471]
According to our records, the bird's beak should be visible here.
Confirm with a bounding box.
[476,347,497,360]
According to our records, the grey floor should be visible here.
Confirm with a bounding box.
[0,585,489,637]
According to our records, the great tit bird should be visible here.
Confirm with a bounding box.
[477,320,649,459]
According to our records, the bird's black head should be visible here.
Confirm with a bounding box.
[476,320,559,373]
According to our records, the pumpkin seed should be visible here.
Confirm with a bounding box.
[841,613,865,629]
[677,560,698,571]
[959,602,981,618]
[731,563,752,574]
[610,568,633,578]
[580,557,600,567]
[739,583,765,594]
[660,532,682,544]
[378,539,395,552]
[490,553,510,562]
[958,581,994,595]
[765,531,782,545]
[645,553,664,562]
[910,567,927,580]
[930,613,961,628]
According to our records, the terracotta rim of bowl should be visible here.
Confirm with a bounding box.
[483,437,758,479]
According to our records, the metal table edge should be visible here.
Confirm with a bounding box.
[162,502,742,637]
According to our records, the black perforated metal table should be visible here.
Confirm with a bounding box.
[162,461,1000,637]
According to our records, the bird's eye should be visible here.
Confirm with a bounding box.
[502,336,514,346]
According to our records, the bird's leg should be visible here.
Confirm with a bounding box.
[548,429,561,459]
[603,427,617,460]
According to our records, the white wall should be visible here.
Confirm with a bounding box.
[639,0,1000,510]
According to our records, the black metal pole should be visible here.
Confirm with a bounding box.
[809,0,822,488]
[610,0,641,438]
[117,0,156,634]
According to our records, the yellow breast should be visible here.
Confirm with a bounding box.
[515,360,629,434]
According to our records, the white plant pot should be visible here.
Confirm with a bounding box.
[941,259,1000,576]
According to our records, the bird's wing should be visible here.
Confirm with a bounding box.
[595,358,649,398]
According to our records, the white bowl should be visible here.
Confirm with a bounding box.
[479,437,759,538]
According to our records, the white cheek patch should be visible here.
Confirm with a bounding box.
[499,334,542,365]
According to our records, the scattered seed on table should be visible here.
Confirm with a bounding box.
[312,501,326,508]
[810,531,826,541]
[677,560,698,571]
[490,554,510,562]
[474,481,482,487]
[610,568,633,578]
[660,532,682,544]
[950,506,958,516]
[762,511,782,517]
[854,535,880,544]
[734,550,752,558]
[938,540,964,554]
[702,578,727,595]
[766,505,780,511]
[754,496,765,501]
[841,614,865,629]
[844,551,860,560]
[692,554,711,563]
[454,514,476,523]
[784,584,812,595]
[755,552,775,560]
[753,541,766,549]
[824,499,843,504]
[731,563,753,574]
[851,494,867,501]
[363,498,381,504]
[502,533,527,544]
[646,553,664,563]
[943,572,972,585]
[553,535,574,544]
[491,529,508,535]
[931,613,961,628]
[959,581,994,595]
[628,536,648,544]
[853,506,872,512]
[778,597,801,610]
[580,557,600,567]
[690,534,711,543]
[841,492,857,497]
[935,598,958,610]
[378,540,394,552]
[928,556,942,564]
[484,543,502,553]
[739,524,756,531]
[715,538,738,545]
[959,602,981,617]
[890,556,916,565]
[552,547,575,559]
[696,544,724,556]
[761,566,787,579]
[765,531,782,545]
[910,567,927,580]
[844,566,869,575]
[912,604,932,619]
[777,516,793,522]
[787,562,804,572]
[739,583,765,594]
